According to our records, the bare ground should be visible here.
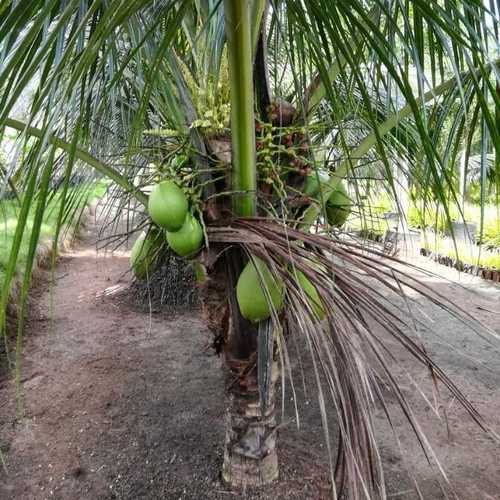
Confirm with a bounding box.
[1,221,500,500]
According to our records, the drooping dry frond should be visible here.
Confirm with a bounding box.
[208,217,498,499]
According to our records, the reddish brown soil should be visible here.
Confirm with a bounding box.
[1,222,500,499]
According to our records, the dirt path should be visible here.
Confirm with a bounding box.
[1,220,500,499]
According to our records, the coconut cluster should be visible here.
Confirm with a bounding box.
[130,180,204,279]
[235,257,327,324]
[305,173,353,227]
[130,150,352,324]
[148,180,204,258]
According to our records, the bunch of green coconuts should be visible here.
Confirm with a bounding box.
[130,172,351,323]
[236,257,326,323]
[236,174,352,323]
[303,170,353,227]
[130,180,203,279]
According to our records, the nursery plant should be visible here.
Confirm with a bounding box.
[0,1,499,497]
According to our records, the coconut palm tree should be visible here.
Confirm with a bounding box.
[0,0,498,497]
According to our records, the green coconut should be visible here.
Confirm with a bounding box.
[148,180,188,231]
[326,183,352,227]
[236,257,284,323]
[296,270,325,320]
[130,231,162,279]
[303,169,330,196]
[166,213,204,258]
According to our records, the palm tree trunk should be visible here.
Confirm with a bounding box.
[220,251,279,487]
[222,354,279,487]
[222,0,278,487]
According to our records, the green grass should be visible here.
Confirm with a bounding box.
[0,181,107,287]
[421,236,500,269]
[408,201,499,246]
[345,193,393,237]
[347,191,499,249]
[344,192,499,270]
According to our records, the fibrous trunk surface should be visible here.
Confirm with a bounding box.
[222,358,279,487]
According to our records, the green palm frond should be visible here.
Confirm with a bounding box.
[0,1,499,497]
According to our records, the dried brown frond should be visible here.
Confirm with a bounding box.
[206,217,499,499]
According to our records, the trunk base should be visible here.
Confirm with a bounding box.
[222,391,278,487]
[222,449,278,488]
[222,361,279,488]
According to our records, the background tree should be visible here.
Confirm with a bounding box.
[0,0,499,497]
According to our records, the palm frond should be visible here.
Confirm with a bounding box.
[0,1,498,497]
[208,217,498,498]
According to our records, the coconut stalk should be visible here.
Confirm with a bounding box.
[225,0,257,217]
[222,0,278,487]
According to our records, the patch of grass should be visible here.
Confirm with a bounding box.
[421,235,500,269]
[407,201,499,243]
[346,193,499,266]
[355,192,499,249]
[0,181,107,284]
